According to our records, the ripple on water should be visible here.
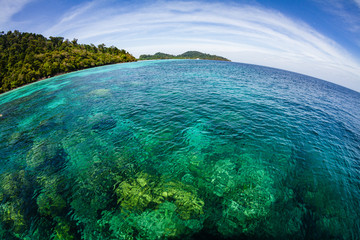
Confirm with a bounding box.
[0,60,359,239]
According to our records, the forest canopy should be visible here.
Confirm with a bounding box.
[139,51,230,61]
[0,30,136,93]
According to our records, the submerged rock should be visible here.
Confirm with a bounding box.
[8,131,33,147]
[91,115,117,131]
[52,219,75,240]
[37,190,66,217]
[26,140,67,171]
[0,170,31,200]
[0,200,27,234]
[0,170,37,237]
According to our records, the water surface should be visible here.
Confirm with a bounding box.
[0,60,359,239]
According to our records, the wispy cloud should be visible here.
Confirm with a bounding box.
[0,0,34,26]
[43,0,360,91]
[45,1,97,36]
[354,0,360,8]
[313,0,360,33]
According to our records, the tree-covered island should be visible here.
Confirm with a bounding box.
[0,30,136,93]
[139,51,230,61]
[0,31,231,94]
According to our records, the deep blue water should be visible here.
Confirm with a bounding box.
[0,60,359,239]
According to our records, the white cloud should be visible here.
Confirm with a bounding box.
[0,0,34,26]
[313,0,360,33]
[44,1,97,37]
[42,0,360,91]
[354,0,360,8]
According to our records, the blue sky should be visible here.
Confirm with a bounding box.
[1,0,360,91]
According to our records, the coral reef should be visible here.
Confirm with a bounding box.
[52,219,75,240]
[0,171,32,236]
[132,202,179,239]
[37,190,66,217]
[207,159,238,197]
[184,122,210,152]
[0,144,72,239]
[91,115,117,131]
[100,201,204,240]
[163,181,204,220]
[115,172,204,220]
[0,170,31,200]
[0,199,27,234]
[215,156,276,237]
[26,140,67,171]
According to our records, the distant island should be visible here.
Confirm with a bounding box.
[139,51,230,61]
[0,31,136,93]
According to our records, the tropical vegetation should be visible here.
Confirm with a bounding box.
[139,51,230,61]
[0,30,136,93]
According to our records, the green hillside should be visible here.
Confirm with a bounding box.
[139,51,230,61]
[0,30,136,93]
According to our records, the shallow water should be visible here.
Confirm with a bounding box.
[0,60,359,239]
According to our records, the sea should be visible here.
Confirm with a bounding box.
[0,59,359,239]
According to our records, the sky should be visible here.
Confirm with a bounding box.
[1,0,360,92]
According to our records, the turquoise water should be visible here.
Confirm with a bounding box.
[0,60,359,239]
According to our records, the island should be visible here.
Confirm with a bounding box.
[0,31,230,94]
[139,51,230,61]
[0,31,136,93]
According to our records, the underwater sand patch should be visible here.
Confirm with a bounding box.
[89,88,111,97]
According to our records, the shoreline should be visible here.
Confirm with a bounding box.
[0,61,137,96]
